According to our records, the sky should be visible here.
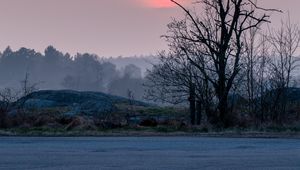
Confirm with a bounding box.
[0,0,298,57]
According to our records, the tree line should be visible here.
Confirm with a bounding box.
[0,46,145,100]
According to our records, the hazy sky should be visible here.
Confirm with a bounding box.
[0,0,298,57]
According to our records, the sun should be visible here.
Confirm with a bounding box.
[141,0,186,8]
[146,0,175,8]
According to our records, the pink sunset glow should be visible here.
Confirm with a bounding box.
[140,0,187,8]
[0,0,297,57]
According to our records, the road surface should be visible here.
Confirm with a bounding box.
[0,137,299,170]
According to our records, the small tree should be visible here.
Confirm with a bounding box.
[20,72,40,97]
[145,50,209,125]
[0,88,19,128]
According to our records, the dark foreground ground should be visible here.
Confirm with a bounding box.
[0,137,300,170]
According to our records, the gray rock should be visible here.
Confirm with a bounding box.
[11,90,148,116]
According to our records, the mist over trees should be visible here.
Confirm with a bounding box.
[0,46,149,100]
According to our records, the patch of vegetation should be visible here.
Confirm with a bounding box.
[139,107,188,116]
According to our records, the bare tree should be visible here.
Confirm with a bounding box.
[145,50,205,125]
[145,52,192,104]
[257,33,271,125]
[165,0,273,127]
[20,72,40,97]
[268,15,300,124]
[242,3,261,121]
[0,88,19,128]
[125,89,135,125]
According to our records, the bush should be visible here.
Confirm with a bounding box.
[139,118,158,127]
[0,110,8,128]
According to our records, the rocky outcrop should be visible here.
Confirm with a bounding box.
[11,90,148,116]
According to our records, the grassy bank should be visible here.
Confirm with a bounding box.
[1,126,300,138]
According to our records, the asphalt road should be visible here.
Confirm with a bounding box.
[0,137,300,170]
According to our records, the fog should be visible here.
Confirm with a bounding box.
[0,46,155,100]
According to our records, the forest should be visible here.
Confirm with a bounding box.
[1,0,300,132]
[0,46,148,100]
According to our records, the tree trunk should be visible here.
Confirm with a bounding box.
[196,100,202,125]
[218,89,230,128]
[217,66,230,128]
[189,84,196,125]
[219,97,228,127]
